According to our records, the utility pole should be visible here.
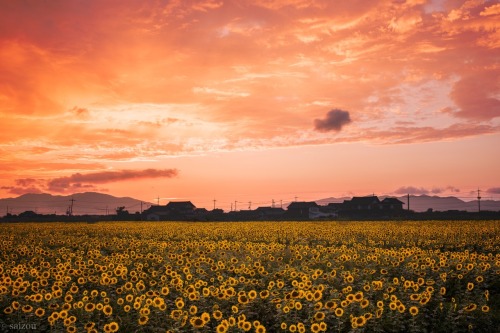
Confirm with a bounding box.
[67,198,75,216]
[477,189,481,212]
[248,201,252,210]
[213,199,216,210]
[157,196,160,206]
[140,202,143,214]
[272,199,275,208]
[230,202,233,211]
[407,194,410,212]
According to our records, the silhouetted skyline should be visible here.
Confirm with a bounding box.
[1,1,499,207]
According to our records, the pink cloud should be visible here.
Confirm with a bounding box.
[450,70,500,120]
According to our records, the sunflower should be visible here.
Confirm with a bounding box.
[216,324,228,333]
[238,295,249,304]
[208,310,220,321]
[255,324,266,333]
[102,305,113,317]
[138,316,149,325]
[464,303,477,312]
[201,312,210,323]
[325,300,336,309]
[481,305,490,313]
[175,299,185,309]
[22,305,33,313]
[354,316,366,327]
[335,308,344,317]
[314,311,325,321]
[311,323,321,333]
[190,317,205,328]
[242,321,252,331]
[84,322,95,330]
[34,293,43,302]
[409,306,419,316]
[35,307,45,317]
[420,297,429,305]
[248,290,257,299]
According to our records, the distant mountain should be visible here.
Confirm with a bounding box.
[2,192,499,216]
[315,195,500,212]
[0,192,154,216]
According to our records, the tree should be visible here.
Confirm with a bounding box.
[115,206,130,217]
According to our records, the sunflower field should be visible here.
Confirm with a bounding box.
[0,221,498,332]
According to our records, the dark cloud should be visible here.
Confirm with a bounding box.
[431,186,460,194]
[394,186,429,195]
[487,187,500,194]
[46,168,178,192]
[2,169,179,194]
[395,185,460,195]
[314,109,352,132]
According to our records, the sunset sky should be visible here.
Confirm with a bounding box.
[1,0,499,211]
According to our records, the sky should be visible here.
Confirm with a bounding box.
[0,0,499,211]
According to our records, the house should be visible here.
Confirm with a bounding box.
[143,201,196,220]
[255,207,285,220]
[380,197,404,210]
[143,205,171,221]
[165,201,195,214]
[319,203,341,218]
[343,196,381,211]
[286,202,321,219]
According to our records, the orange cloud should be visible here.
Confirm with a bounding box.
[0,0,498,201]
